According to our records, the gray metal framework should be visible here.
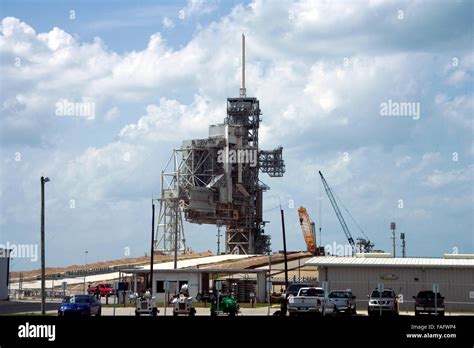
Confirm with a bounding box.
[259,147,285,177]
[154,34,285,255]
[154,150,187,253]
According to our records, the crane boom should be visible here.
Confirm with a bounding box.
[297,207,317,254]
[318,171,355,249]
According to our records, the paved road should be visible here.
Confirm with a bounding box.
[0,300,59,315]
[98,306,473,316]
[3,300,472,316]
[101,306,277,316]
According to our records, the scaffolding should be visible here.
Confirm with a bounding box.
[154,150,186,253]
[154,34,285,255]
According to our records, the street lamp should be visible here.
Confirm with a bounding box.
[267,252,272,316]
[40,176,50,315]
[84,251,88,294]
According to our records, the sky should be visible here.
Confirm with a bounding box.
[0,0,473,271]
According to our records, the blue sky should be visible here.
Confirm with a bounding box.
[0,0,473,271]
[1,0,246,52]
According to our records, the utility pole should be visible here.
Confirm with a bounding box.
[150,201,155,291]
[390,222,396,258]
[173,201,178,270]
[267,252,272,316]
[280,209,288,290]
[40,176,50,315]
[83,250,88,293]
[216,220,223,255]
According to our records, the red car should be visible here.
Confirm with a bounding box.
[88,283,114,297]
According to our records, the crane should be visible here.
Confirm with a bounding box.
[297,207,317,254]
[318,171,355,251]
[318,171,374,253]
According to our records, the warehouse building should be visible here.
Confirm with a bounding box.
[0,249,11,300]
[122,268,268,303]
[306,254,474,312]
[121,252,310,303]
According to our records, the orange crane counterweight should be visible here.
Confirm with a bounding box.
[297,207,317,254]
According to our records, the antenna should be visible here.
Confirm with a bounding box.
[400,232,406,258]
[239,33,246,97]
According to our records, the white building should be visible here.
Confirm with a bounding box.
[306,255,474,311]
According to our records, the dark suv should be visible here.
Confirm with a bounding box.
[280,282,313,316]
[285,283,314,298]
[413,291,445,316]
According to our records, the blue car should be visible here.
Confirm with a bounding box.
[58,294,102,316]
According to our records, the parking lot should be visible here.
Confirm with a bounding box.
[4,296,473,316]
[27,303,473,317]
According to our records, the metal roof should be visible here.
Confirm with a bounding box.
[10,255,255,290]
[135,254,253,271]
[120,268,266,274]
[305,256,474,268]
[257,257,313,271]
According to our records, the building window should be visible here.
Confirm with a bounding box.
[156,281,165,293]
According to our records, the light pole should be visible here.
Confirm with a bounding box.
[40,176,50,315]
[84,251,88,293]
[216,220,223,255]
[150,201,155,292]
[280,208,288,290]
[173,201,178,270]
[267,252,272,316]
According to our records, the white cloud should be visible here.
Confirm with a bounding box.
[395,155,411,168]
[446,69,472,86]
[181,0,217,19]
[38,27,75,51]
[104,106,120,121]
[435,93,473,127]
[162,17,175,29]
[0,16,35,38]
[424,166,473,188]
[1,0,473,264]
[119,95,222,141]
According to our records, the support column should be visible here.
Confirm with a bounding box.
[256,272,266,303]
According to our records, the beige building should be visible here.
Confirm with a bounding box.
[306,255,474,312]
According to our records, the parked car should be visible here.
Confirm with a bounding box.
[88,283,114,297]
[284,282,314,298]
[329,290,357,315]
[413,291,445,316]
[280,282,314,316]
[367,288,398,316]
[58,294,101,316]
[287,287,335,316]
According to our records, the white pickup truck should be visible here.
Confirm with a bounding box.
[287,287,335,316]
